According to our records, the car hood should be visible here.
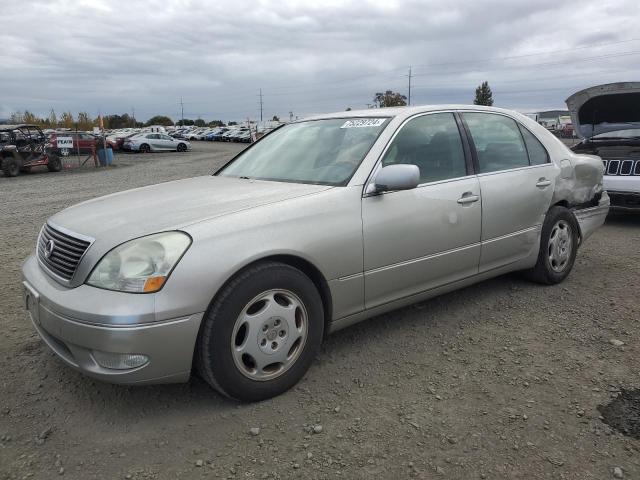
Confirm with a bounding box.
[49,175,331,243]
[566,82,640,139]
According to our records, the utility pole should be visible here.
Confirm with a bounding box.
[407,66,412,106]
[180,97,184,126]
[259,89,263,122]
[289,111,293,122]
[131,107,135,127]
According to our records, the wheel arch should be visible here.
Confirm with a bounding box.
[202,254,334,339]
[548,200,583,243]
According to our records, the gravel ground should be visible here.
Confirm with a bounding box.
[1,141,639,480]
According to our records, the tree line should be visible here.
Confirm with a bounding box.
[4,111,229,130]
[369,81,493,109]
[6,83,494,129]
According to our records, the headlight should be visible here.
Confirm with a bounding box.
[87,231,191,293]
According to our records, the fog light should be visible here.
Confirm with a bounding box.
[92,350,149,370]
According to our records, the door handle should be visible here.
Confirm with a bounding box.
[457,193,479,204]
[536,178,551,188]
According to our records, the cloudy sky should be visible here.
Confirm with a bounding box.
[3,0,639,123]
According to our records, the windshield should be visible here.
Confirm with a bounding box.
[592,128,640,140]
[217,118,389,185]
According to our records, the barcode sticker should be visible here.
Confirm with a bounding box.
[340,118,386,129]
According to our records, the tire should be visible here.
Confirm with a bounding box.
[47,154,62,172]
[525,206,579,285]
[139,144,151,153]
[196,262,324,402]
[19,167,32,174]
[177,143,187,152]
[2,158,20,177]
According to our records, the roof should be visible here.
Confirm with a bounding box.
[0,124,40,131]
[300,104,524,122]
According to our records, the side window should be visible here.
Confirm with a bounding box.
[463,113,529,173]
[147,134,159,139]
[381,113,467,184]
[519,126,549,165]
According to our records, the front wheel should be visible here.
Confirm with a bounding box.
[196,262,324,402]
[525,206,579,284]
[177,143,187,152]
[47,154,62,172]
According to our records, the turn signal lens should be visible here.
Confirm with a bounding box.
[143,276,166,293]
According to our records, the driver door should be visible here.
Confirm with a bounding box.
[361,112,482,308]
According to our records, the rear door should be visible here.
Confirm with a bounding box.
[461,112,555,272]
[160,134,176,150]
[146,133,163,150]
[362,112,482,308]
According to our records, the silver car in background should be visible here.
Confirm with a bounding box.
[123,132,190,153]
[22,105,609,401]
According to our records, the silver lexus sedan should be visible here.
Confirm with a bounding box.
[22,105,609,401]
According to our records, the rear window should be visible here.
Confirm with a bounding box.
[463,113,529,173]
[519,126,549,165]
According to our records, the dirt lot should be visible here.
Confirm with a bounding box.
[1,141,639,480]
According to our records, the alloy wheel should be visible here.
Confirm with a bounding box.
[547,219,572,273]
[231,289,308,381]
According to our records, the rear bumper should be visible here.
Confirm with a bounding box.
[22,255,203,385]
[574,192,610,243]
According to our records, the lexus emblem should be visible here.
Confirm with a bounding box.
[44,239,55,258]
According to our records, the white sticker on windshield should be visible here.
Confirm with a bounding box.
[340,118,386,129]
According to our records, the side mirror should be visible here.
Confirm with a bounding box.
[373,164,420,193]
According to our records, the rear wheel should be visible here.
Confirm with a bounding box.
[139,144,151,153]
[525,206,578,284]
[196,262,324,402]
[47,154,62,172]
[2,157,20,177]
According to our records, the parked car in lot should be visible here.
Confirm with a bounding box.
[567,82,640,211]
[49,131,97,156]
[233,130,252,143]
[123,133,190,153]
[22,105,608,401]
[209,128,230,141]
[184,128,208,140]
[106,132,139,151]
[559,123,574,138]
[1,124,61,177]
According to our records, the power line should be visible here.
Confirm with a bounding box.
[409,37,640,71]
[411,50,640,79]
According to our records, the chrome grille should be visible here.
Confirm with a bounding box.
[37,223,91,281]
[602,158,640,176]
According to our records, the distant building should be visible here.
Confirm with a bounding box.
[537,110,570,130]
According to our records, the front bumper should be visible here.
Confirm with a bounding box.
[603,176,640,211]
[608,191,640,211]
[22,255,203,385]
[574,191,610,244]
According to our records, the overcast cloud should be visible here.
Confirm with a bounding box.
[2,0,639,122]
